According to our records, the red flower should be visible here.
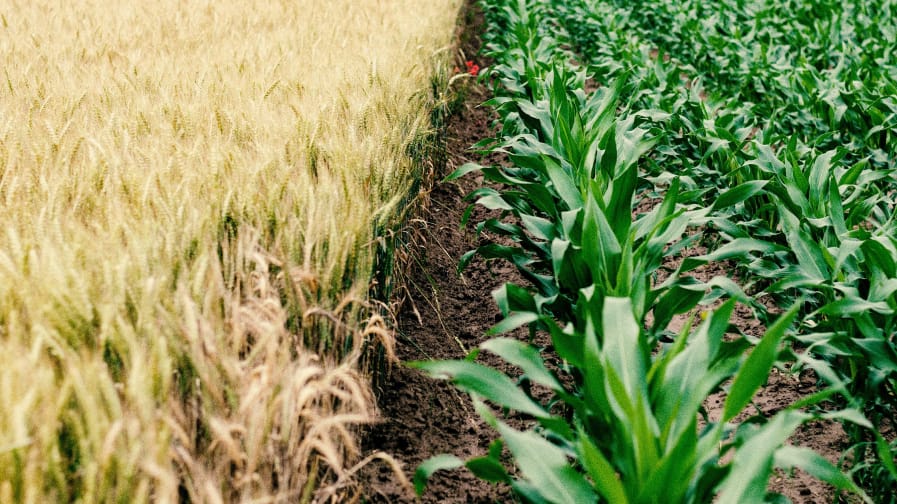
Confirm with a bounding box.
[465,60,479,77]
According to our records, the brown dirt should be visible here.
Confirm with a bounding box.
[359,2,846,502]
[359,88,515,504]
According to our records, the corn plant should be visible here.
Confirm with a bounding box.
[456,3,721,338]
[413,297,871,503]
[545,0,897,498]
[451,74,706,333]
[742,146,897,492]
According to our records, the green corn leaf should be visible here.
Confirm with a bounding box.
[788,388,840,410]
[601,297,659,477]
[680,238,780,272]
[583,194,622,285]
[481,338,562,391]
[553,107,583,171]
[839,158,867,186]
[780,209,829,282]
[855,166,891,187]
[651,285,704,334]
[460,202,476,229]
[517,99,554,137]
[766,270,825,293]
[444,162,483,182]
[414,454,464,496]
[656,300,736,443]
[581,303,612,413]
[601,354,655,485]
[853,338,897,373]
[546,317,583,369]
[523,179,566,219]
[774,176,812,218]
[473,243,527,263]
[717,410,809,504]
[616,121,655,175]
[585,78,621,135]
[480,218,524,238]
[863,236,897,278]
[634,109,671,122]
[749,144,787,175]
[634,196,679,250]
[786,137,809,193]
[543,155,583,210]
[496,422,597,504]
[774,446,870,502]
[492,283,537,316]
[649,176,681,233]
[560,208,582,238]
[794,353,850,395]
[466,453,511,484]
[644,211,691,266]
[711,180,768,211]
[648,315,693,399]
[695,275,751,303]
[521,213,557,241]
[509,482,552,504]
[599,121,619,181]
[487,311,540,335]
[476,193,515,212]
[819,409,873,430]
[638,414,698,504]
[411,360,547,418]
[827,177,848,237]
[577,429,629,504]
[602,297,647,405]
[615,238,636,299]
[479,165,532,186]
[808,150,837,210]
[817,297,892,316]
[723,302,800,422]
[458,249,476,272]
[510,145,551,173]
[606,162,637,244]
[550,238,572,286]
[876,432,897,480]
[832,238,863,279]
[466,186,504,203]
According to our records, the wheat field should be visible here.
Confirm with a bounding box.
[0,1,461,502]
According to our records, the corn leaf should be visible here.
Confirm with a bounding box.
[723,302,800,422]
[411,360,547,418]
[577,430,630,504]
[497,421,597,504]
[414,454,464,496]
[774,446,870,502]
[481,338,563,391]
[711,180,768,211]
[717,410,809,504]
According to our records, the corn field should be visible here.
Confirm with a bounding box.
[415,0,897,502]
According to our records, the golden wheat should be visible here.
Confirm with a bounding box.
[0,0,461,501]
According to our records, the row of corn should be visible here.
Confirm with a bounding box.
[415,0,897,501]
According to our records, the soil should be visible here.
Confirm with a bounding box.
[359,2,846,502]
[359,82,516,504]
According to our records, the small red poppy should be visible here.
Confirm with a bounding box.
[465,60,479,77]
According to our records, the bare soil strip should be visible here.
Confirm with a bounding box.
[360,89,515,502]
